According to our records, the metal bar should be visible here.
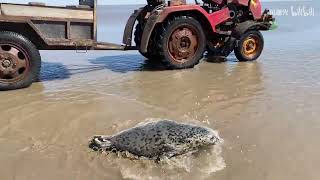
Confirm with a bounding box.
[0,16,93,23]
[0,2,93,11]
[66,21,71,39]
[26,20,51,45]
[93,0,97,41]
[94,42,126,50]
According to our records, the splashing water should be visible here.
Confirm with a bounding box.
[97,118,226,180]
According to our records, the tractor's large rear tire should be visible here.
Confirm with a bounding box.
[157,16,206,69]
[0,31,41,91]
[234,30,264,62]
[134,23,161,60]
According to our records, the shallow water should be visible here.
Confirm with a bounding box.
[1,1,320,180]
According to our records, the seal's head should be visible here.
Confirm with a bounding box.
[184,126,221,148]
[89,136,113,151]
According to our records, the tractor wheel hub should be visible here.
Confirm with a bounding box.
[168,27,198,63]
[2,59,12,68]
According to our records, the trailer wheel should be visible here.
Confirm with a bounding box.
[235,30,264,62]
[0,31,41,91]
[158,16,206,69]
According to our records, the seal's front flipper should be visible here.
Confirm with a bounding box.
[155,144,178,162]
[156,152,177,163]
[89,135,112,151]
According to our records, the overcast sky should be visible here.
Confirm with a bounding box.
[0,0,279,5]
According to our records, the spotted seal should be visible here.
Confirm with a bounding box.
[89,120,221,159]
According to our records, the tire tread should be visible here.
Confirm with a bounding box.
[0,31,41,91]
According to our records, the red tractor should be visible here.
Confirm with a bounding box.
[0,0,274,90]
[133,0,274,68]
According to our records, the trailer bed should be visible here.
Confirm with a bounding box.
[0,1,124,50]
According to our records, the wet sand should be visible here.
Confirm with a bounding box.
[1,1,320,180]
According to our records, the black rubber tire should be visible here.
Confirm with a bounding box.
[0,31,41,91]
[206,50,232,58]
[140,51,160,60]
[157,16,206,69]
[234,30,264,62]
[134,23,161,60]
[206,37,235,58]
[206,48,232,62]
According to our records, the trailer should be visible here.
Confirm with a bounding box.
[0,0,274,90]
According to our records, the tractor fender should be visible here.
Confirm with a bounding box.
[123,7,145,46]
[228,0,262,19]
[140,5,231,53]
[140,11,161,53]
[232,20,270,39]
[249,0,262,20]
[228,0,250,6]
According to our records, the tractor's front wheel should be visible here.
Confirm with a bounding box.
[157,16,206,69]
[0,31,41,91]
[234,30,264,62]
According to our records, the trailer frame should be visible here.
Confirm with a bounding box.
[0,0,136,51]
